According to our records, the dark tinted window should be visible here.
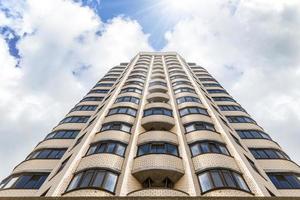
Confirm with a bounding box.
[137,143,178,156]
[226,116,256,124]
[250,148,290,160]
[179,107,208,117]
[143,108,173,117]
[0,173,49,189]
[236,130,272,140]
[268,173,300,189]
[100,122,132,133]
[190,141,229,156]
[198,169,249,193]
[45,130,79,140]
[87,141,126,157]
[59,116,90,124]
[184,122,216,133]
[67,169,118,193]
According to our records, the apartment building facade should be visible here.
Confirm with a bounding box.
[0,52,299,197]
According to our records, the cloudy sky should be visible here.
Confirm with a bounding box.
[0,0,300,180]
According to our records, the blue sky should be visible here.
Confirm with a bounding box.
[0,0,300,181]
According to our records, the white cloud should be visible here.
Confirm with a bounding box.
[0,0,152,179]
[163,0,300,163]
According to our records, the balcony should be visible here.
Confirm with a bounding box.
[137,131,178,145]
[148,82,168,93]
[142,103,174,130]
[147,92,169,103]
[132,154,184,184]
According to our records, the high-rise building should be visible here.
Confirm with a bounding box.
[0,52,299,197]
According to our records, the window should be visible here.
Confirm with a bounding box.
[174,87,196,94]
[179,107,208,117]
[212,96,235,102]
[45,130,79,140]
[94,83,114,87]
[124,81,144,87]
[172,81,191,86]
[115,96,140,104]
[207,89,228,94]
[202,83,222,87]
[236,130,272,140]
[26,148,66,160]
[0,173,49,189]
[81,96,104,102]
[149,81,167,87]
[198,169,250,193]
[70,105,97,112]
[100,122,132,133]
[100,78,117,82]
[66,169,118,193]
[199,78,217,82]
[104,73,120,77]
[137,143,178,156]
[143,107,173,117]
[218,105,245,112]
[107,107,137,117]
[176,96,201,104]
[130,70,147,75]
[87,141,126,157]
[184,122,216,133]
[128,75,146,80]
[88,89,109,94]
[170,75,188,80]
[190,141,229,157]
[59,116,90,124]
[120,87,142,94]
[250,148,290,160]
[268,173,300,189]
[226,116,256,124]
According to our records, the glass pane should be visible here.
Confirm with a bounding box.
[286,175,300,189]
[79,171,94,188]
[138,144,149,156]
[263,149,276,158]
[103,173,117,192]
[199,173,213,193]
[116,144,126,156]
[233,173,249,191]
[92,171,105,187]
[121,124,131,132]
[87,146,97,155]
[37,150,51,159]
[3,177,18,189]
[219,146,229,155]
[211,171,224,187]
[48,150,59,159]
[98,144,106,153]
[107,143,116,153]
[185,124,194,132]
[167,144,178,156]
[223,171,236,187]
[201,143,210,153]
[14,175,31,189]
[190,144,201,156]
[67,173,82,191]
[209,143,219,153]
[180,109,189,116]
